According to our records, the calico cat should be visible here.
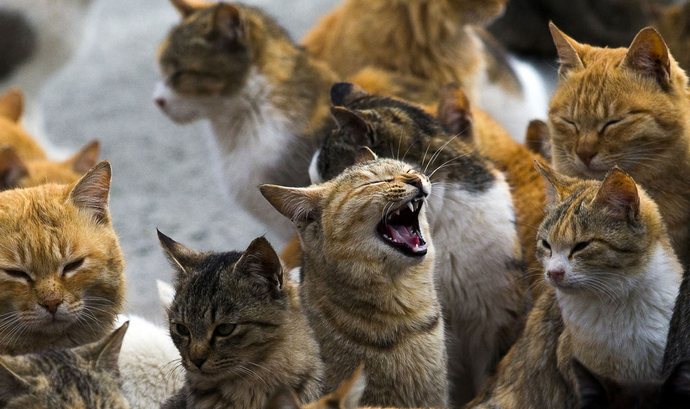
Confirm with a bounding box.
[0,321,129,409]
[261,154,448,407]
[548,24,690,269]
[154,0,337,243]
[309,84,527,405]
[572,359,690,409]
[265,366,366,409]
[0,161,125,355]
[158,233,323,409]
[468,165,683,409]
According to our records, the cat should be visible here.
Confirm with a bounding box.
[158,233,323,409]
[302,0,549,140]
[467,164,683,409]
[572,358,690,409]
[261,153,448,407]
[308,84,527,405]
[265,366,366,409]
[548,24,690,269]
[0,161,125,355]
[154,0,337,243]
[0,321,129,409]
[0,88,46,161]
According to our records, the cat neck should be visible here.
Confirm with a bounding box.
[557,242,682,380]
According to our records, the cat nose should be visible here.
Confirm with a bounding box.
[155,97,166,109]
[405,176,428,197]
[547,268,565,283]
[191,357,207,369]
[40,299,63,315]
[576,149,596,166]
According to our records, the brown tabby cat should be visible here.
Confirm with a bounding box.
[0,161,125,355]
[0,322,130,409]
[261,154,448,408]
[155,0,337,243]
[468,165,683,409]
[548,24,690,268]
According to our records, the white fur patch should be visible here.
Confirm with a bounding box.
[308,149,322,184]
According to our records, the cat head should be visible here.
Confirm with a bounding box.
[154,0,292,123]
[0,322,129,409]
[548,24,690,181]
[535,163,667,295]
[0,140,100,190]
[263,152,432,273]
[265,365,366,409]
[572,358,690,409]
[159,233,288,380]
[0,161,125,353]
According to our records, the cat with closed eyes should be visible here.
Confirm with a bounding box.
[159,233,323,409]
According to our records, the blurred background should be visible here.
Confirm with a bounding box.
[0,0,686,322]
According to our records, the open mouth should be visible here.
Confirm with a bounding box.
[377,196,428,257]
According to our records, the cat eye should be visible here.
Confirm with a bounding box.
[540,240,551,250]
[560,118,578,132]
[601,119,622,133]
[571,241,591,254]
[2,268,31,282]
[214,324,236,337]
[175,324,190,337]
[62,258,85,276]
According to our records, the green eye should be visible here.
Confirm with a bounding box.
[175,324,190,336]
[214,324,236,337]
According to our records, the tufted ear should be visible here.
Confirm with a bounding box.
[549,22,585,77]
[260,184,326,223]
[235,237,283,296]
[69,161,111,224]
[0,147,27,190]
[170,0,207,17]
[533,160,578,203]
[74,322,129,375]
[595,167,640,223]
[623,27,672,90]
[157,230,204,281]
[66,140,100,174]
[0,88,23,122]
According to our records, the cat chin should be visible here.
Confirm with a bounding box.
[152,82,204,124]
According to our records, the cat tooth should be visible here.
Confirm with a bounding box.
[407,202,415,212]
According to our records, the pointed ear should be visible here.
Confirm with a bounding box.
[0,88,23,123]
[66,140,100,174]
[355,146,378,164]
[331,82,368,106]
[157,230,203,279]
[525,120,551,160]
[0,147,27,190]
[75,321,128,375]
[595,167,640,222]
[571,359,610,407]
[260,184,326,223]
[170,0,206,17]
[236,237,283,295]
[534,160,578,202]
[69,161,111,224]
[331,106,372,147]
[549,22,585,77]
[207,4,243,41]
[264,388,301,409]
[624,27,671,90]
[333,365,366,409]
[664,360,690,396]
[437,83,473,140]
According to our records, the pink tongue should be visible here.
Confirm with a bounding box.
[387,224,421,248]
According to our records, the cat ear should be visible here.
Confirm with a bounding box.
[331,82,368,106]
[355,147,378,164]
[525,120,551,160]
[595,167,640,222]
[623,27,671,90]
[664,360,690,396]
[207,4,243,41]
[331,106,373,147]
[69,161,111,224]
[264,389,301,409]
[260,184,326,223]
[0,88,23,123]
[533,160,578,202]
[157,230,203,279]
[65,140,100,174]
[333,365,367,409]
[75,321,128,375]
[236,237,283,294]
[436,83,473,140]
[571,359,610,407]
[549,22,585,77]
[170,0,206,17]
[0,147,28,190]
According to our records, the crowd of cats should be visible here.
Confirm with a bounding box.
[4,0,690,408]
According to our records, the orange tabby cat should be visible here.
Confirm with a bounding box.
[548,24,690,268]
[0,161,125,355]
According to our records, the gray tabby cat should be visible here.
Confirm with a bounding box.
[0,322,129,409]
[158,233,323,409]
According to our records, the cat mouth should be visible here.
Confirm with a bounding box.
[377,196,428,257]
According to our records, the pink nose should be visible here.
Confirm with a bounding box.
[155,98,166,109]
[40,299,63,315]
[576,150,596,167]
[547,268,565,282]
